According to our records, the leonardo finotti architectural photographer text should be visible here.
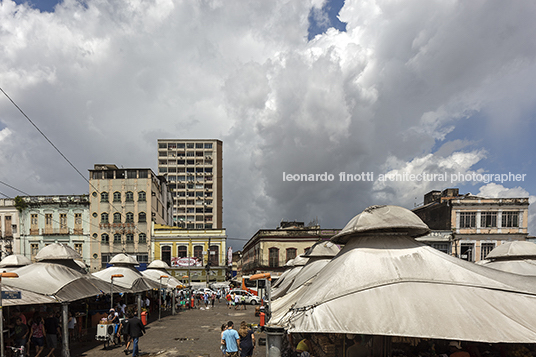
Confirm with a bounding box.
[282,171,527,184]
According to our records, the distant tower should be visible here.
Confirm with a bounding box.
[157,139,223,229]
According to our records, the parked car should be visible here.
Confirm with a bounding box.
[230,289,261,305]
[193,288,216,296]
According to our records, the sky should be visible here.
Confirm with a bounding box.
[1,0,535,250]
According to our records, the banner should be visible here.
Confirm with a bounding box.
[171,257,202,267]
[227,246,233,266]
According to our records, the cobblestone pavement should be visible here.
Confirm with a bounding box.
[70,301,265,357]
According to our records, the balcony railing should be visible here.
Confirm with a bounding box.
[42,228,71,235]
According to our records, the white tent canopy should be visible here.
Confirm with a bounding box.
[480,241,536,276]
[141,260,183,289]
[281,205,536,343]
[4,244,114,302]
[93,254,160,293]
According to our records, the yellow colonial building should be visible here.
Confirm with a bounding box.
[151,224,228,283]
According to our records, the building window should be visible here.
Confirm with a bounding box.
[481,242,495,260]
[178,246,187,258]
[101,233,109,243]
[114,233,121,243]
[45,214,52,226]
[126,191,134,202]
[31,214,38,226]
[139,233,147,243]
[137,254,148,264]
[460,243,474,261]
[101,192,109,202]
[138,212,146,223]
[162,246,171,266]
[113,212,121,223]
[480,212,497,228]
[102,254,112,269]
[139,170,148,179]
[31,243,39,259]
[194,246,203,260]
[138,191,146,201]
[75,213,82,226]
[126,212,134,223]
[126,233,134,243]
[74,243,82,256]
[30,214,38,235]
[209,245,219,266]
[113,192,121,202]
[459,212,476,228]
[502,211,519,227]
[286,248,297,262]
[101,212,109,223]
[269,248,279,267]
[60,213,67,230]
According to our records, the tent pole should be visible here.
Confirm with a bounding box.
[62,303,70,357]
[137,293,141,319]
[172,288,176,315]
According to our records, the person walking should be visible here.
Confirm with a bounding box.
[118,313,132,355]
[238,321,255,357]
[226,293,232,309]
[221,321,240,357]
[211,293,216,308]
[30,314,46,357]
[220,324,227,357]
[126,313,146,357]
[44,310,61,357]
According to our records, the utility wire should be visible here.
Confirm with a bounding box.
[0,87,149,237]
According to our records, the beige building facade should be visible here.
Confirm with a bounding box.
[89,164,172,271]
[157,139,223,229]
[152,224,227,283]
[241,221,340,277]
[413,188,529,262]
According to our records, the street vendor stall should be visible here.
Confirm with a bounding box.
[274,205,536,357]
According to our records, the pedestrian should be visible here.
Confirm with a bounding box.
[220,324,227,357]
[221,320,240,357]
[11,317,29,350]
[44,310,61,357]
[240,295,247,310]
[226,293,232,309]
[211,293,216,308]
[346,334,370,357]
[234,294,240,310]
[118,313,132,355]
[30,314,46,357]
[67,311,76,342]
[448,341,470,357]
[125,313,146,357]
[238,321,255,357]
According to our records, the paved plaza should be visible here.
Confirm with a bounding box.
[70,301,265,357]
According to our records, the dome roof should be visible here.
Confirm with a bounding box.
[331,205,430,244]
[109,253,139,265]
[293,255,309,266]
[0,254,31,268]
[35,243,81,261]
[284,258,295,267]
[304,241,340,258]
[147,260,171,269]
[486,241,536,260]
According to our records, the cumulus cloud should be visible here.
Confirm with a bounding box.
[0,0,535,247]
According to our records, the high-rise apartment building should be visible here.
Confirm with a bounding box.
[88,164,172,271]
[157,139,223,229]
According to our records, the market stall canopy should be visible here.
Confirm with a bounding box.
[271,242,340,321]
[271,255,309,299]
[3,243,115,302]
[271,259,295,290]
[93,254,160,293]
[141,260,182,289]
[0,254,32,271]
[283,205,536,343]
[2,284,57,306]
[479,241,536,276]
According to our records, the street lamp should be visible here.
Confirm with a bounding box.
[110,274,124,312]
[0,272,18,357]
[159,275,169,320]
